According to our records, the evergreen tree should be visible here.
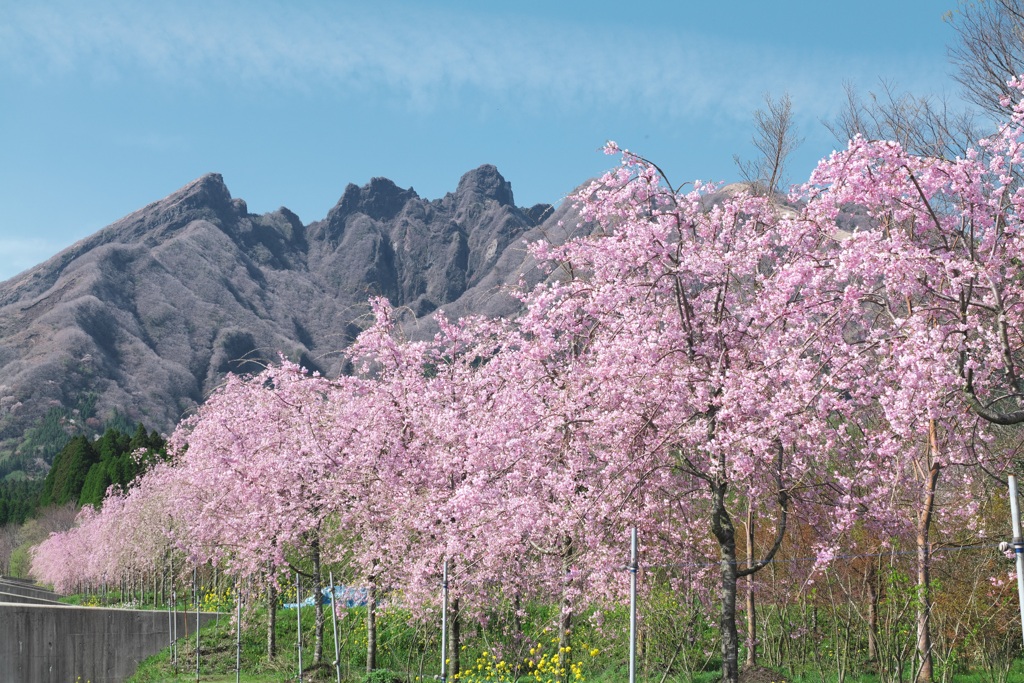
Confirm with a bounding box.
[39,436,99,507]
[78,462,112,508]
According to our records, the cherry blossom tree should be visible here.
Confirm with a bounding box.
[498,151,869,683]
[29,77,1024,683]
[795,78,1024,677]
[165,359,368,664]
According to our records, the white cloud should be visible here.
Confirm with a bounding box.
[0,1,957,127]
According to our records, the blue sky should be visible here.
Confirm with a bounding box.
[0,1,965,281]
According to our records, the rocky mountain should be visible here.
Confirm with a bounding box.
[0,166,586,476]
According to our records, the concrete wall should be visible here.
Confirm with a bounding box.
[0,590,64,605]
[0,575,42,586]
[0,578,64,604]
[0,601,218,683]
[0,577,61,602]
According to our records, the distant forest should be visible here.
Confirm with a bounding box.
[0,393,140,480]
[0,423,166,526]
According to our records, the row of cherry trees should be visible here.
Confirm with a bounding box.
[31,84,1024,683]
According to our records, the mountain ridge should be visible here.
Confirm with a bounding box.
[0,165,574,477]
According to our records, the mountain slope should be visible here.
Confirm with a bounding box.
[0,166,560,474]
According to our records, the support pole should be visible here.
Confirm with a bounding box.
[629,528,638,683]
[1009,475,1024,649]
[440,558,449,683]
[214,566,219,625]
[195,566,200,683]
[167,589,173,665]
[330,571,342,683]
[173,588,178,675]
[236,581,242,683]
[297,572,304,683]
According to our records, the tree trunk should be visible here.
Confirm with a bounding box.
[514,593,523,638]
[312,532,325,665]
[449,597,462,680]
[745,502,757,668]
[559,536,574,683]
[514,593,524,681]
[366,578,377,673]
[711,480,741,683]
[267,576,278,660]
[704,441,788,683]
[559,605,573,683]
[916,422,942,683]
[557,602,573,683]
[865,560,879,662]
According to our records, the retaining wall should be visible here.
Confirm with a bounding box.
[0,601,218,682]
[0,578,61,603]
[0,590,64,605]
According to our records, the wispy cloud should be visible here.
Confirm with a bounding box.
[0,237,65,282]
[0,1,955,125]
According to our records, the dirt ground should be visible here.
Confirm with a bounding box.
[738,665,789,683]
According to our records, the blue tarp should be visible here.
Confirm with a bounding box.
[283,585,368,609]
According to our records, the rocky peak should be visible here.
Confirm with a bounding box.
[526,203,555,224]
[0,164,570,478]
[328,177,418,225]
[91,172,247,249]
[456,165,514,207]
[163,173,236,216]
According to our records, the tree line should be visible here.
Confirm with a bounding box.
[37,425,166,510]
[28,78,1024,683]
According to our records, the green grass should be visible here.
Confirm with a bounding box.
[112,597,1024,683]
[129,604,370,682]
[129,610,305,682]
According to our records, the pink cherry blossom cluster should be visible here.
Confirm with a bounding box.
[30,79,1024,662]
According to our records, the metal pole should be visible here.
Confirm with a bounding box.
[440,558,449,683]
[236,580,242,683]
[168,588,173,664]
[195,566,201,682]
[629,528,638,683]
[173,588,178,675]
[1009,475,1024,648]
[330,571,342,683]
[297,572,304,683]
[214,566,219,625]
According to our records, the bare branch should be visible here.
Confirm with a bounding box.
[947,0,1024,117]
[735,92,803,197]
[825,80,977,159]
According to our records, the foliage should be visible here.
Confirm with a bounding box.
[37,425,166,510]
[119,585,1024,682]
[0,477,42,525]
[38,435,99,508]
[363,669,404,683]
[8,543,31,577]
[17,406,76,463]
[14,393,99,465]
[77,424,167,508]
